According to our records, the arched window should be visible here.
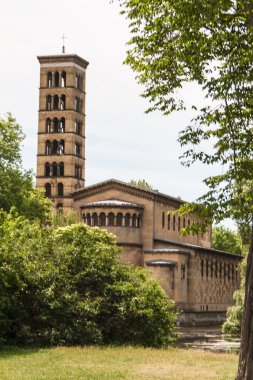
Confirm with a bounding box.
[59,162,64,176]
[173,215,176,231]
[61,71,66,87]
[75,74,79,88]
[183,218,186,228]
[45,162,50,177]
[116,213,123,227]
[188,219,191,227]
[125,213,130,227]
[47,72,52,87]
[201,259,204,277]
[132,214,137,228]
[206,260,209,277]
[108,213,115,226]
[54,72,60,87]
[75,120,82,135]
[52,162,57,176]
[46,95,51,111]
[162,212,165,229]
[75,97,79,112]
[59,117,65,132]
[137,214,142,228]
[57,183,64,196]
[45,140,51,155]
[45,183,51,197]
[100,213,106,227]
[75,143,81,157]
[60,95,66,110]
[59,140,64,155]
[93,213,98,226]
[52,140,58,155]
[86,213,91,226]
[178,216,181,231]
[53,95,59,110]
[46,118,51,133]
[53,117,59,133]
[168,214,171,230]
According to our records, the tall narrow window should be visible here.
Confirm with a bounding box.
[183,218,186,228]
[173,215,176,231]
[59,162,64,176]
[46,95,51,111]
[46,118,51,133]
[54,72,60,87]
[57,183,64,196]
[100,213,106,227]
[162,212,165,228]
[59,117,65,132]
[47,72,52,87]
[60,95,66,110]
[45,183,51,197]
[201,259,204,277]
[45,140,51,155]
[52,140,58,155]
[168,214,171,230]
[53,95,59,110]
[137,215,142,228]
[59,140,64,155]
[116,213,123,227]
[125,213,130,227]
[132,214,137,227]
[45,162,50,177]
[52,162,57,176]
[108,213,115,226]
[206,260,209,277]
[61,71,66,87]
[178,216,181,231]
[53,117,58,133]
[86,213,91,226]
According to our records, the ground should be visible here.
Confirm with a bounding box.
[0,346,237,380]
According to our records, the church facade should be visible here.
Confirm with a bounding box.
[36,53,241,324]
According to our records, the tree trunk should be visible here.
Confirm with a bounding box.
[236,223,253,379]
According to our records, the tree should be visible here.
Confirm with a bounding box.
[118,1,253,377]
[129,178,154,190]
[0,214,177,347]
[0,114,51,222]
[212,226,242,255]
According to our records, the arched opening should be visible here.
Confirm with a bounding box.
[53,117,59,133]
[59,162,64,176]
[53,95,59,110]
[47,72,52,87]
[75,143,81,156]
[59,140,64,155]
[52,140,58,155]
[86,213,91,226]
[45,140,51,155]
[45,183,51,197]
[45,162,50,177]
[57,183,64,196]
[75,74,79,88]
[46,118,51,133]
[93,213,98,226]
[162,212,165,228]
[100,213,106,227]
[137,214,142,228]
[54,72,60,87]
[125,213,130,227]
[132,214,137,228]
[46,95,51,111]
[75,97,79,112]
[173,215,176,231]
[56,203,63,212]
[60,94,66,110]
[52,162,57,177]
[116,213,123,227]
[61,71,66,87]
[59,117,65,132]
[108,212,115,226]
[168,214,170,230]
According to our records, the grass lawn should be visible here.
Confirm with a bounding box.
[0,346,238,380]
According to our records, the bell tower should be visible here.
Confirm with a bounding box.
[36,54,89,210]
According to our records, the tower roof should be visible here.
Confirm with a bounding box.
[37,54,89,70]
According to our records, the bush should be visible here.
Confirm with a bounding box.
[0,214,177,347]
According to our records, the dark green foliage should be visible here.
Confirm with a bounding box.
[212,226,242,255]
[0,214,177,347]
[0,114,51,222]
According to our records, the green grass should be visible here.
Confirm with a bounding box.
[0,346,238,380]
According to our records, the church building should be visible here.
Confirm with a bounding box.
[36,53,241,324]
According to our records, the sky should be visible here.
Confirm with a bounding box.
[0,0,225,210]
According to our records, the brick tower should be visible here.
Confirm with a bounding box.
[36,54,89,210]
